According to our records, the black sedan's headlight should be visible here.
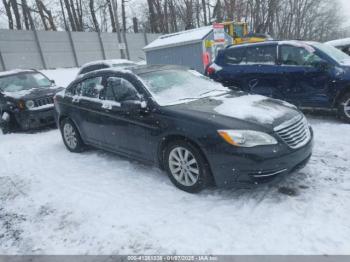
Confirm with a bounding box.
[218,130,278,147]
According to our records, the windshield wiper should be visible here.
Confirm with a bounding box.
[199,89,228,97]
[178,97,199,101]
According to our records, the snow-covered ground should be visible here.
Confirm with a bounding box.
[0,69,350,255]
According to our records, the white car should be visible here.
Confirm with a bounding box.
[77,59,137,77]
[325,38,350,55]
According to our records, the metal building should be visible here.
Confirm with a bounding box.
[143,26,233,74]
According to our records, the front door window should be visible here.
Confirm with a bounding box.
[103,77,140,103]
[280,45,323,66]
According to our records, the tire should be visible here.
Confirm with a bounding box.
[338,92,350,123]
[60,118,85,153]
[164,140,212,193]
[0,112,11,134]
[0,124,10,134]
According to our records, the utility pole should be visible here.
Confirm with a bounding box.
[110,0,126,59]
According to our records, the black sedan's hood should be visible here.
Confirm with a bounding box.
[164,92,301,130]
[3,86,63,100]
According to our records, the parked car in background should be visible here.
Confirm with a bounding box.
[206,40,350,123]
[54,65,313,193]
[76,59,136,77]
[0,69,63,134]
[326,38,350,56]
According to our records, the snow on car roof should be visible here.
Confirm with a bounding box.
[326,38,350,47]
[81,59,136,68]
[0,69,35,78]
[144,26,212,51]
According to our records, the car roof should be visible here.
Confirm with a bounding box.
[226,40,314,49]
[325,38,350,47]
[0,69,37,78]
[80,59,136,68]
[130,64,189,75]
[73,64,190,84]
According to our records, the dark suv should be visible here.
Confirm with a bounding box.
[54,65,313,193]
[0,69,63,134]
[206,40,350,122]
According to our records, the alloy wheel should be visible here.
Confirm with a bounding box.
[168,146,200,187]
[344,98,350,119]
[63,123,77,149]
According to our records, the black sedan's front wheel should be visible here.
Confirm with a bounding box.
[60,118,85,153]
[164,140,212,193]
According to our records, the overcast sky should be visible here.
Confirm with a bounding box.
[339,0,350,26]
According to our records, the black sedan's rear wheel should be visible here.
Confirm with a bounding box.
[338,92,350,123]
[60,118,85,152]
[164,140,212,193]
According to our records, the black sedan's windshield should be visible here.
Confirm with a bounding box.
[139,69,229,105]
[0,72,52,93]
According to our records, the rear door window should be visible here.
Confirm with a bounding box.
[246,45,277,65]
[224,48,245,65]
[67,77,103,98]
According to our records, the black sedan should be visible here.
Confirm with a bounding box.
[0,69,63,134]
[54,65,313,193]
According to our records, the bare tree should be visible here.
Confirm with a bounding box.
[2,0,14,29]
[21,0,29,29]
[106,0,117,32]
[10,0,22,29]
[89,0,99,31]
[63,0,76,31]
[201,0,208,25]
[121,0,127,31]
[0,0,345,42]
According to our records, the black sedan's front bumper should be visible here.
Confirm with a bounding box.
[14,106,56,130]
[205,131,314,188]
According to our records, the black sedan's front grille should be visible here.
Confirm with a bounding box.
[34,96,54,107]
[274,115,311,149]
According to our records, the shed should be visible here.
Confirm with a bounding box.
[143,26,233,74]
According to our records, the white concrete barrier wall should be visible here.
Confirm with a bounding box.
[0,29,161,71]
